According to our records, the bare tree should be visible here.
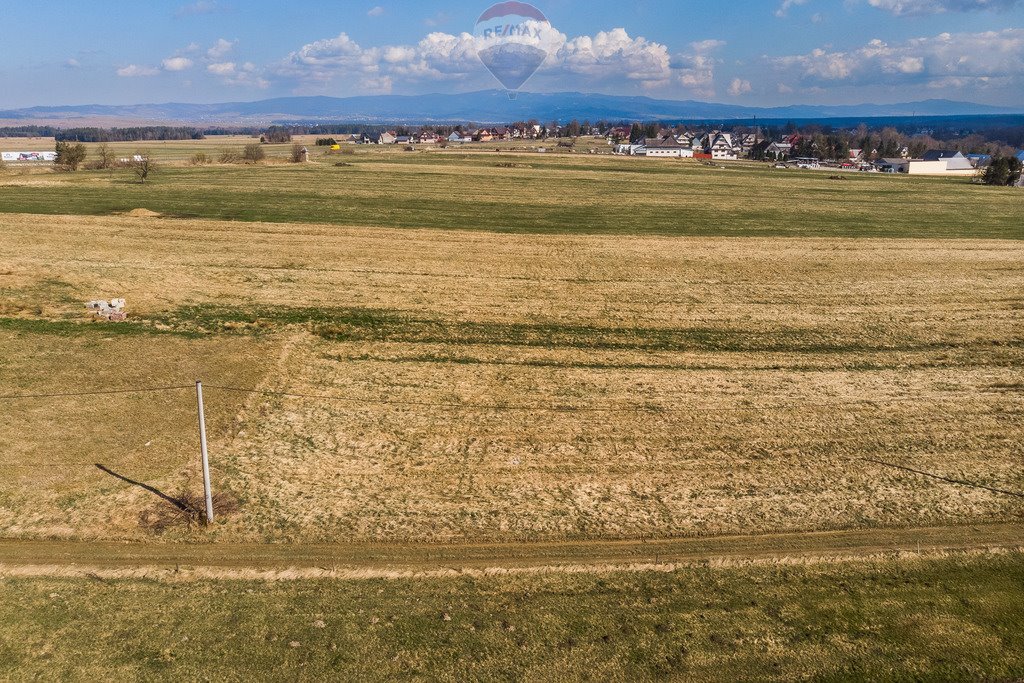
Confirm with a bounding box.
[130,152,156,183]
[95,143,116,170]
[242,143,266,163]
[218,149,242,164]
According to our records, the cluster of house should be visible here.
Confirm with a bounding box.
[612,129,1024,177]
[344,124,1024,177]
[613,130,756,160]
[355,125,546,145]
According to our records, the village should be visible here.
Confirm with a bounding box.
[4,117,1022,184]
[338,122,1024,179]
[4,121,1022,186]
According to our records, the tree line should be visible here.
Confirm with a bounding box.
[53,127,205,142]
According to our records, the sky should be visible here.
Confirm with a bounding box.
[3,0,1024,108]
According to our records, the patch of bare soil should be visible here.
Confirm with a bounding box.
[139,489,239,533]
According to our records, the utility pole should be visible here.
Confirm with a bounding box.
[195,380,215,524]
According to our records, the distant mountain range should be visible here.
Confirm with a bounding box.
[1,90,1021,126]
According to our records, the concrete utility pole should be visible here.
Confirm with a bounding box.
[195,381,215,524]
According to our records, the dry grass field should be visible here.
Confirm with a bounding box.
[0,209,1021,542]
[1,145,1022,679]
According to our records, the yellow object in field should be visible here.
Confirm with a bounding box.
[331,144,341,150]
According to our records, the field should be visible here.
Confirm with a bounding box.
[1,135,1022,238]
[2,551,1023,681]
[1,139,1022,679]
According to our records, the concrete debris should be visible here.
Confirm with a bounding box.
[85,298,128,322]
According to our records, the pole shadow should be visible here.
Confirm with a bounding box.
[94,464,189,511]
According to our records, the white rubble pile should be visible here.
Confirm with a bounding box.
[86,298,127,321]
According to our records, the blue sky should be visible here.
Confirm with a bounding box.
[3,0,1024,108]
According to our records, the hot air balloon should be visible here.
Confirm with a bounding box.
[474,2,552,99]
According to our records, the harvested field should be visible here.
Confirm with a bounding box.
[0,328,276,538]
[1,144,1023,680]
[0,212,1020,541]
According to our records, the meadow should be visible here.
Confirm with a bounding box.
[1,551,1022,681]
[1,135,1022,238]
[0,139,1022,678]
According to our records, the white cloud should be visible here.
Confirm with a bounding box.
[867,0,1020,15]
[690,39,726,52]
[424,12,451,27]
[117,64,160,77]
[672,39,725,98]
[207,38,236,59]
[893,56,925,73]
[776,0,810,16]
[207,61,236,76]
[64,58,81,69]
[360,75,393,93]
[207,61,269,88]
[557,29,672,88]
[162,56,194,72]
[728,78,753,95]
[276,32,377,84]
[274,27,719,94]
[770,28,1024,91]
[367,6,385,17]
[175,0,218,17]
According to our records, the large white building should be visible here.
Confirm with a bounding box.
[877,150,977,176]
[705,132,738,160]
[642,136,694,158]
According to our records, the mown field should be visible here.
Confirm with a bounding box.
[1,144,1022,679]
[2,551,1023,681]
[2,137,1022,238]
[1,213,1021,542]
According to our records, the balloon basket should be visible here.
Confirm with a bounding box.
[507,91,518,101]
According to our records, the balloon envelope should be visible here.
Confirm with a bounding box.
[478,44,547,91]
[474,2,551,94]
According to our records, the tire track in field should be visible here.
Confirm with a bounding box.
[1,523,1020,582]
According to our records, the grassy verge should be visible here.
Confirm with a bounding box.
[133,303,1017,354]
[137,304,837,351]
[2,158,1022,238]
[1,552,1022,681]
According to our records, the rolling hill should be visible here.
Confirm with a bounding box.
[1,90,1020,126]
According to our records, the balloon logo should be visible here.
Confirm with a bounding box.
[474,2,551,99]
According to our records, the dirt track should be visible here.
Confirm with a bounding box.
[1,523,1020,580]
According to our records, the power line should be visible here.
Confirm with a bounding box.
[203,384,1020,414]
[0,385,194,400]
[204,384,655,413]
[857,457,1024,499]
[4,453,1022,502]
[0,381,1017,414]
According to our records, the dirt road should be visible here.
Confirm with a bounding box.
[1,523,1020,580]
